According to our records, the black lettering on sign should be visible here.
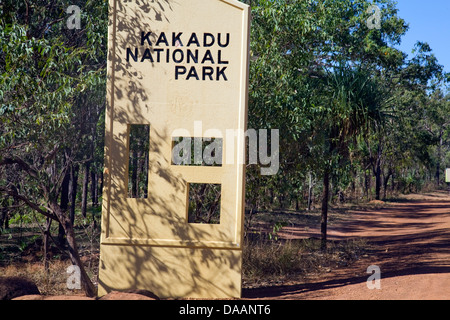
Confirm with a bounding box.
[141,31,152,46]
[218,50,229,64]
[175,66,228,81]
[175,66,187,80]
[126,48,138,62]
[172,32,183,46]
[186,67,199,80]
[216,67,228,81]
[203,33,215,47]
[154,48,163,62]
[218,33,230,47]
[201,50,214,64]
[172,49,184,63]
[141,48,154,62]
[187,49,199,64]
[203,67,214,80]
[128,32,232,81]
[156,32,169,46]
[187,33,201,47]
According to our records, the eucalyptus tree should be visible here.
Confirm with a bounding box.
[373,42,449,194]
[243,0,319,212]
[245,0,408,247]
[0,0,108,297]
[420,89,450,186]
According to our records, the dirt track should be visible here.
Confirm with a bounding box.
[243,191,450,300]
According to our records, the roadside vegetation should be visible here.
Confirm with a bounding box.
[1,0,449,296]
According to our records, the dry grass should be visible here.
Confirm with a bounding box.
[1,251,99,296]
[0,193,397,295]
[1,260,81,296]
[242,237,369,288]
[0,218,100,296]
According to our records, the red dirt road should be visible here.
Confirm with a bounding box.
[243,191,450,300]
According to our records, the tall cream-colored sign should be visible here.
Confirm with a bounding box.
[98,0,250,298]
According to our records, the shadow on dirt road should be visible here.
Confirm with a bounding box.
[243,191,450,300]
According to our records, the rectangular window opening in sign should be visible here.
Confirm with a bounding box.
[128,124,150,199]
[187,183,221,225]
[172,137,222,167]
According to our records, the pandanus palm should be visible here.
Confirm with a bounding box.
[319,64,387,249]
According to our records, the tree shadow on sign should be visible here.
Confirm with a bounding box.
[98,0,243,299]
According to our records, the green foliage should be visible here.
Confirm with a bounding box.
[1,0,450,273]
[243,0,449,214]
[268,222,287,242]
[0,1,108,295]
[0,0,108,202]
[243,237,368,284]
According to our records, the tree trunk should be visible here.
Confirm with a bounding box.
[131,150,138,198]
[321,166,330,250]
[375,160,381,200]
[0,196,8,232]
[90,169,97,228]
[436,131,442,187]
[143,150,149,198]
[4,211,9,229]
[372,143,383,200]
[351,169,356,201]
[43,218,52,272]
[49,201,96,297]
[91,170,98,207]
[58,166,71,245]
[364,170,371,200]
[383,168,393,200]
[391,172,396,193]
[69,164,79,225]
[99,171,104,200]
[81,162,90,217]
[192,183,207,223]
[307,171,313,211]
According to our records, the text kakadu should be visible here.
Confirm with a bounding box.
[126,31,231,81]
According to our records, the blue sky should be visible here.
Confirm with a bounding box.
[394,0,450,73]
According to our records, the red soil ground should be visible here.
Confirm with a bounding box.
[12,191,450,300]
[243,191,450,300]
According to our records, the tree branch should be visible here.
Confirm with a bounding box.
[0,186,58,221]
[0,157,39,180]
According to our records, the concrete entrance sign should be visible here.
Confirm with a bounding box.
[446,169,450,183]
[98,0,250,299]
